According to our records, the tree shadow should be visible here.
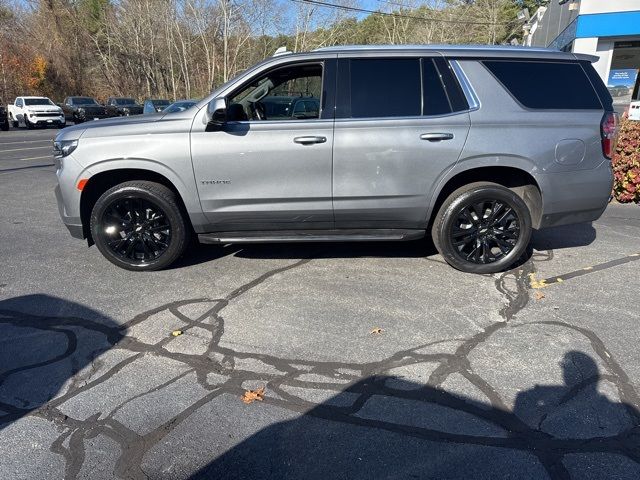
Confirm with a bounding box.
[188,350,640,479]
[0,294,123,429]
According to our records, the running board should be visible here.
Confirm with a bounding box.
[198,229,426,244]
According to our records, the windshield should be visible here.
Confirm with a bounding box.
[163,101,197,113]
[116,98,136,105]
[24,98,55,106]
[152,100,171,107]
[73,97,98,105]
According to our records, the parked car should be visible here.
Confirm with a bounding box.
[0,102,9,131]
[105,97,143,116]
[630,101,640,121]
[607,85,630,97]
[143,99,171,114]
[7,96,65,128]
[259,96,320,119]
[54,45,617,273]
[162,100,198,113]
[62,97,112,124]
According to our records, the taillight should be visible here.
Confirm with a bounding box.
[601,112,620,160]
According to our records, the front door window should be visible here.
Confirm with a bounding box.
[227,63,322,121]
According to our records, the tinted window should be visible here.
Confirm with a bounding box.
[484,61,601,110]
[24,98,53,106]
[72,97,98,105]
[350,58,421,118]
[580,61,613,111]
[422,59,451,116]
[116,98,136,105]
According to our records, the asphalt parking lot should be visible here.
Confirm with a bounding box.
[1,127,640,480]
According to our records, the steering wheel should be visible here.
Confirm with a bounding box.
[249,101,266,121]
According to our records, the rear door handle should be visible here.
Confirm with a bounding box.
[420,133,454,142]
[294,136,327,145]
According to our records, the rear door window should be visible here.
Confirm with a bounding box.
[349,58,421,118]
[422,59,452,116]
[483,60,601,110]
[337,57,469,119]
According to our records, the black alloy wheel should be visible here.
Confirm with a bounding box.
[450,199,520,265]
[100,197,172,264]
[432,182,532,274]
[90,181,189,271]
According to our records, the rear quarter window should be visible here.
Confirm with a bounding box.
[483,60,602,110]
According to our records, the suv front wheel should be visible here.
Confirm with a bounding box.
[90,181,189,271]
[431,182,532,274]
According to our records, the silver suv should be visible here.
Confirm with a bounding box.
[54,45,617,273]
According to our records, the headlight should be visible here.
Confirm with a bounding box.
[53,139,78,157]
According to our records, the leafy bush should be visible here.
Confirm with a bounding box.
[612,119,640,203]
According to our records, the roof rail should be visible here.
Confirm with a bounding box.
[273,47,292,57]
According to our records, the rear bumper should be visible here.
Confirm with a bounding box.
[537,161,613,229]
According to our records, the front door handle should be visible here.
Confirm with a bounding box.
[294,136,327,145]
[420,133,454,142]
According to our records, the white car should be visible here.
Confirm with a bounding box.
[629,101,640,121]
[7,96,66,129]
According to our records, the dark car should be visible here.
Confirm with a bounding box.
[0,103,8,131]
[608,85,630,97]
[105,97,143,116]
[162,100,198,114]
[259,96,320,119]
[143,99,171,114]
[62,97,112,124]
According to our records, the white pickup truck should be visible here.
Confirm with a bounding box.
[7,96,66,129]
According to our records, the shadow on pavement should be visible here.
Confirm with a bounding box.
[531,222,597,251]
[0,294,123,429]
[189,351,640,480]
[174,222,596,268]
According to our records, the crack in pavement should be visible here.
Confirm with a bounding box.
[1,251,639,479]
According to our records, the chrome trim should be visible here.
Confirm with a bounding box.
[450,60,480,112]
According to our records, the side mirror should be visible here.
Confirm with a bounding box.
[206,98,227,128]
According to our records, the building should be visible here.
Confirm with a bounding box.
[525,0,640,112]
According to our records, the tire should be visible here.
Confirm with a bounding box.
[431,182,532,274]
[24,115,33,129]
[12,119,18,128]
[1,118,8,131]
[90,181,189,271]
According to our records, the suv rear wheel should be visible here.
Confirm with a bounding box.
[431,182,532,274]
[90,181,189,271]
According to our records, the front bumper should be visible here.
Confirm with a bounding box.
[76,112,112,121]
[29,114,66,125]
[538,161,614,229]
[55,158,85,240]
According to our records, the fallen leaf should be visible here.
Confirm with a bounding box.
[171,330,183,337]
[534,292,545,300]
[241,387,265,404]
[528,273,547,289]
[370,327,384,335]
